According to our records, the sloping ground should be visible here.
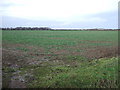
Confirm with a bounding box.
[2,45,118,88]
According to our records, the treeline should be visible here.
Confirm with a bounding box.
[1,27,119,31]
[1,27,52,30]
[53,29,119,31]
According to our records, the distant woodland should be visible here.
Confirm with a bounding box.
[1,27,119,31]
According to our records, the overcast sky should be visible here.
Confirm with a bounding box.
[0,0,119,29]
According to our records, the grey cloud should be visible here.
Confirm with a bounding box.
[2,11,117,29]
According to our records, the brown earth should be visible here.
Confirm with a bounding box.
[2,44,119,88]
[2,49,27,88]
[81,46,118,59]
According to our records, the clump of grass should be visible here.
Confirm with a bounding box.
[2,67,17,73]
[2,67,16,88]
[16,47,29,52]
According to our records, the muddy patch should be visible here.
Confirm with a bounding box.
[2,47,51,88]
[9,78,26,88]
[2,45,118,88]
[50,48,70,55]
[81,46,118,59]
[2,48,27,88]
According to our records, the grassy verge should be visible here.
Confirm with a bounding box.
[17,57,118,88]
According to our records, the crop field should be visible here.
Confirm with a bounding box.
[2,30,119,88]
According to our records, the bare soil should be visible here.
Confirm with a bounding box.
[81,46,118,59]
[2,44,118,88]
